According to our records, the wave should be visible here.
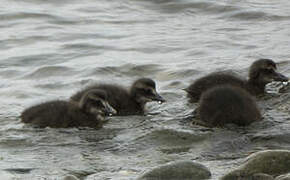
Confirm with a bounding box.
[23,66,76,79]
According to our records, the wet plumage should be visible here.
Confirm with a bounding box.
[185,59,288,103]
[70,78,165,116]
[199,85,262,127]
[21,90,116,128]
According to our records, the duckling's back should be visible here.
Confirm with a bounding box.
[71,84,142,115]
[186,72,245,103]
[21,101,102,128]
[199,85,261,127]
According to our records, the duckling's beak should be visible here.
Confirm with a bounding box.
[182,88,190,93]
[151,90,166,104]
[103,101,117,116]
[272,72,289,82]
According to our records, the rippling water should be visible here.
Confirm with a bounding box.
[0,0,290,179]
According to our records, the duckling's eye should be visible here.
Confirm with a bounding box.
[91,100,103,107]
[264,69,275,74]
[144,89,152,94]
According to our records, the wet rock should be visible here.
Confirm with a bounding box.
[253,173,274,180]
[221,150,290,180]
[276,173,290,180]
[87,170,139,180]
[137,160,211,180]
[221,172,274,180]
[63,175,80,180]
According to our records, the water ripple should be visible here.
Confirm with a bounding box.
[0,12,59,21]
[23,66,77,79]
[0,0,290,179]
[85,63,165,78]
[221,10,290,21]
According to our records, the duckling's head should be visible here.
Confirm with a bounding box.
[249,59,288,84]
[79,89,117,118]
[130,78,165,105]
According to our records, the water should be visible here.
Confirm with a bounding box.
[0,0,290,179]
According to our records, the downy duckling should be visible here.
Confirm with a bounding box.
[185,59,288,103]
[70,78,165,116]
[21,89,116,128]
[199,85,262,127]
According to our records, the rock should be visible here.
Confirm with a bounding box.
[87,170,139,180]
[137,160,211,180]
[63,175,79,180]
[276,173,290,180]
[221,172,274,180]
[252,173,274,180]
[222,150,290,180]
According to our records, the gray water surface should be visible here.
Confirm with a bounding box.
[0,0,290,179]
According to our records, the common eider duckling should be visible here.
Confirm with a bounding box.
[185,59,288,103]
[70,78,165,116]
[199,85,261,127]
[21,89,116,128]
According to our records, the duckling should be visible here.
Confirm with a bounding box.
[199,85,262,127]
[21,89,116,128]
[185,59,288,103]
[70,78,165,116]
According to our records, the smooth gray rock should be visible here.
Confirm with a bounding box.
[222,150,290,180]
[252,173,274,180]
[137,160,211,180]
[63,175,80,180]
[276,173,290,180]
[221,172,274,180]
